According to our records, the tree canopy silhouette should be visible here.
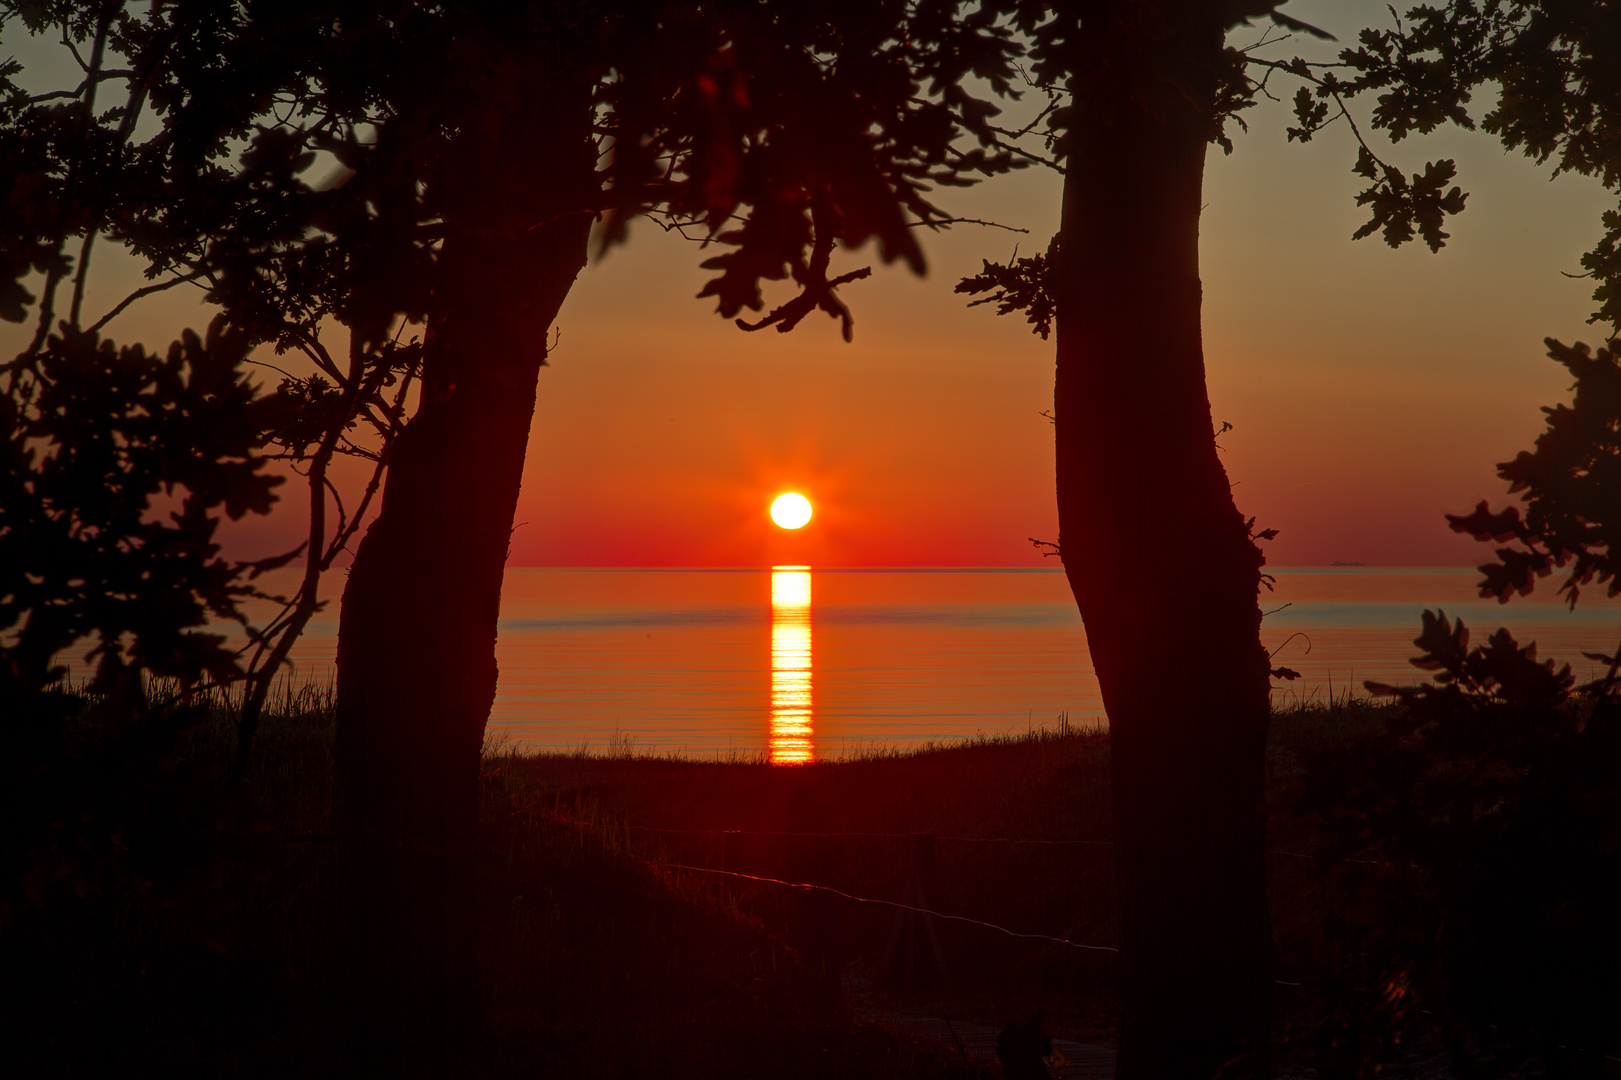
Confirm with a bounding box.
[0,0,423,762]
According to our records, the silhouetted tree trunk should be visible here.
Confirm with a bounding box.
[1055,13,1273,1079]
[330,89,596,1074]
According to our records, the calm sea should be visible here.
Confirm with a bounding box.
[252,566,1620,762]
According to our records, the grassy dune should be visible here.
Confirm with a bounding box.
[14,685,1502,1077]
[513,722,1120,1046]
[514,699,1399,1054]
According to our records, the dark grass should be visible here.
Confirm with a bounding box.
[512,698,1408,1054]
[513,719,1120,1045]
[477,749,996,1078]
[2,683,336,1076]
[1,687,998,1079]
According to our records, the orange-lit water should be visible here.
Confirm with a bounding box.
[232,567,1618,760]
[1260,568,1619,705]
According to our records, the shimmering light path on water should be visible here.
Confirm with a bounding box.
[770,568,813,764]
[247,567,1618,760]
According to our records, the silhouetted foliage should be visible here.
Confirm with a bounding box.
[0,1,424,773]
[1292,610,1621,1077]
[969,2,1621,333]
[1293,325,1621,1076]
[1,321,283,699]
[1368,608,1579,705]
[1334,0,1621,327]
[598,0,1027,329]
[1290,38,1621,1074]
[956,237,1057,339]
[1447,337,1621,620]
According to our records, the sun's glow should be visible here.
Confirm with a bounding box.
[770,492,813,530]
[770,567,813,764]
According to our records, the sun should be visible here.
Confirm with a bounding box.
[770,492,813,530]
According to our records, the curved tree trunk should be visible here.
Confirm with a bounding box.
[1056,12,1274,1079]
[330,94,596,1075]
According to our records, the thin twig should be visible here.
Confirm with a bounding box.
[1269,631,1312,659]
[88,270,209,333]
[909,216,1028,234]
[291,332,345,384]
[980,130,1063,171]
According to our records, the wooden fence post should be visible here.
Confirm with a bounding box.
[884,832,946,990]
[803,835,842,996]
[705,829,743,900]
[722,829,742,900]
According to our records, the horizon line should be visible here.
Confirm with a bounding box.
[497,564,1485,573]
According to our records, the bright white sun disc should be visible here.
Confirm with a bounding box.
[770,493,813,530]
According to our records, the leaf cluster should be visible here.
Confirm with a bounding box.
[954,236,1057,339]
[1446,336,1619,612]
[0,2,373,718]
[1293,319,1621,1072]
[1349,145,1466,252]
[1338,0,1621,326]
[1366,608,1578,706]
[1252,34,1474,257]
[600,0,1028,340]
[0,319,284,698]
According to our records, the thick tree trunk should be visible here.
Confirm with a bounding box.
[1055,12,1274,1079]
[330,97,595,1074]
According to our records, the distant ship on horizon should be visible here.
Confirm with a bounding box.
[1330,560,1366,567]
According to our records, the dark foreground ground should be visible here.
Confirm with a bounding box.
[506,705,1429,1070]
[5,691,1617,1078]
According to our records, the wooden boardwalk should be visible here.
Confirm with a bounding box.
[865,1010,1116,1079]
[866,1010,1462,1079]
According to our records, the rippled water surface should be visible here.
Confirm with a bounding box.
[255,566,1619,760]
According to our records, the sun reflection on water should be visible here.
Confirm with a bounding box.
[770,566,813,764]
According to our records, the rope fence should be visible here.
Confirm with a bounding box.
[563,816,1621,1063]
[626,824,1114,847]
[551,816,1424,995]
[627,823,1390,865]
[666,861,1310,992]
[665,863,1120,953]
[515,811,1560,1024]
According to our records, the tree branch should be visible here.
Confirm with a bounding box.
[88,269,209,333]
[910,216,1028,234]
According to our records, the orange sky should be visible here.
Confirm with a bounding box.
[513,20,1611,569]
[10,0,1614,569]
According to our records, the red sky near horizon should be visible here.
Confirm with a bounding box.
[12,0,1614,571]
